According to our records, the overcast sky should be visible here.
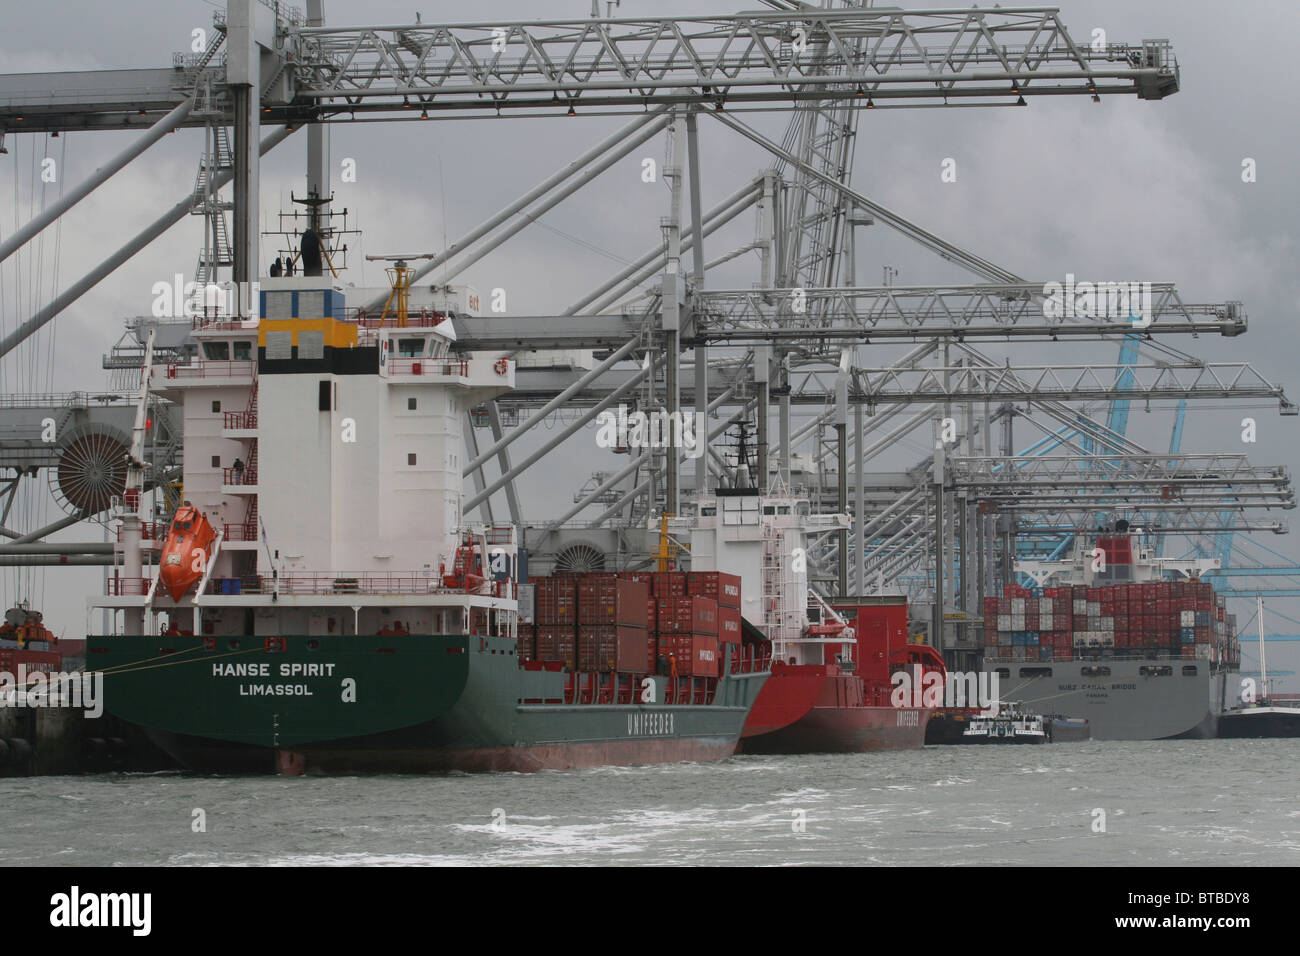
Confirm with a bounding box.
[1,0,1297,685]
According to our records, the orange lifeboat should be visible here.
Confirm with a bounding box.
[159,506,216,602]
[441,542,486,592]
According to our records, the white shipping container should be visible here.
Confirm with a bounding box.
[998,614,1012,631]
[1073,600,1087,613]
[1011,598,1026,614]
[1087,601,1101,616]
[1041,598,1054,615]
[1180,610,1196,626]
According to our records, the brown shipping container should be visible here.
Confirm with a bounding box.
[718,605,743,644]
[663,634,720,677]
[578,578,650,627]
[652,572,688,599]
[657,596,719,634]
[615,626,653,674]
[686,571,742,609]
[535,625,576,667]
[517,625,535,663]
[534,576,578,625]
[577,624,623,672]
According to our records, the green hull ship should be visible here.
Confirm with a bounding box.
[93,633,767,773]
[90,275,769,774]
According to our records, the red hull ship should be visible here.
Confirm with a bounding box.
[740,597,943,753]
[686,472,942,755]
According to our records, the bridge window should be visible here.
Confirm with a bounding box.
[397,338,425,358]
[233,340,253,361]
[211,400,221,413]
[203,341,229,360]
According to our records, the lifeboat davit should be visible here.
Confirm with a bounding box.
[441,543,486,592]
[158,506,216,602]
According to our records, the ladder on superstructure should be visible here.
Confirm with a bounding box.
[192,124,234,287]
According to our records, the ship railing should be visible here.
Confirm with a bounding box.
[350,309,450,330]
[161,360,256,380]
[222,521,258,542]
[0,391,135,409]
[983,648,1210,663]
[202,573,484,597]
[222,466,257,486]
[116,522,163,542]
[384,357,470,377]
[222,410,257,429]
[106,577,151,596]
[729,647,772,675]
[191,317,255,332]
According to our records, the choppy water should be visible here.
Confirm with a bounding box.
[1,740,1296,866]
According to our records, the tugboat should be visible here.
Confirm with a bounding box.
[1218,598,1300,738]
[961,701,1047,744]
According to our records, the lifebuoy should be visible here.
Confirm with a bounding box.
[494,357,509,375]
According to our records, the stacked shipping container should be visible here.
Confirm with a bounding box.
[980,580,1240,664]
[519,570,742,678]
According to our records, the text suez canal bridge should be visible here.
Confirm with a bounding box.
[0,0,1292,662]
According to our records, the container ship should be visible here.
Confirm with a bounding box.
[978,525,1239,740]
[86,269,768,774]
[684,470,942,753]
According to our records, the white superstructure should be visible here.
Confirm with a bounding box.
[92,276,521,640]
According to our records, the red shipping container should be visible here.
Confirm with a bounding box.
[667,634,720,677]
[578,578,650,627]
[577,624,622,672]
[686,571,742,609]
[534,576,578,625]
[657,596,718,634]
[617,571,656,587]
[535,625,576,666]
[652,572,688,599]
[718,605,743,644]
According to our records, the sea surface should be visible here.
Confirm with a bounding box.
[2,740,1296,866]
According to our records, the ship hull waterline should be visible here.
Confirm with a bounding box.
[89,633,768,774]
[981,658,1230,740]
